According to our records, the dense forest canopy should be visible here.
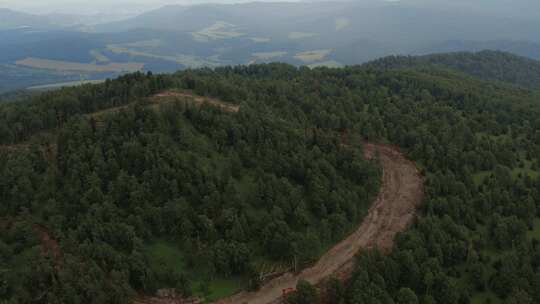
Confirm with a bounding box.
[1,61,540,304]
[366,50,540,90]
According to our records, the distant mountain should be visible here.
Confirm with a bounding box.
[0,8,130,30]
[418,40,540,61]
[94,1,540,47]
[2,1,540,91]
[89,0,540,65]
[365,50,540,90]
[93,2,351,33]
[0,8,58,29]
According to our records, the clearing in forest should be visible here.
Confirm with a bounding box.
[16,57,144,72]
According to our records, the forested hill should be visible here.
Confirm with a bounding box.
[366,50,540,90]
[1,64,540,304]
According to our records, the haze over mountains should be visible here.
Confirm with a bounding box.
[3,2,540,304]
[1,0,540,91]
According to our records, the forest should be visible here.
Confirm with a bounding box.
[1,59,540,304]
[365,50,540,90]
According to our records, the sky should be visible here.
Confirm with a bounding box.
[0,0,306,15]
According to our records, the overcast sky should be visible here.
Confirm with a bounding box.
[0,0,307,15]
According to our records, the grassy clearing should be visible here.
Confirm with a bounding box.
[106,45,221,68]
[471,292,501,304]
[512,159,539,179]
[16,57,143,72]
[144,241,245,301]
[145,241,187,273]
[194,278,246,301]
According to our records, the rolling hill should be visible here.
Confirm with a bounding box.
[1,61,539,304]
[0,8,57,29]
[365,50,540,90]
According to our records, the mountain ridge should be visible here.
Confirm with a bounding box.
[365,50,540,90]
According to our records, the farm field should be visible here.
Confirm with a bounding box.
[27,79,105,90]
[252,51,288,60]
[16,57,144,72]
[294,49,332,63]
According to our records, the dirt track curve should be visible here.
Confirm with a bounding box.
[213,142,424,304]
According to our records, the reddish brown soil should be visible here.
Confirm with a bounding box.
[213,142,424,304]
[33,224,62,269]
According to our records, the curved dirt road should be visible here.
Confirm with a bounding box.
[214,142,424,304]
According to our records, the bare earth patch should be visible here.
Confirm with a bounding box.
[33,224,62,269]
[213,142,424,304]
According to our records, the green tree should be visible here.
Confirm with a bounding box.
[397,288,419,304]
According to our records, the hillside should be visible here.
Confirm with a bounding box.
[1,64,540,304]
[0,71,382,302]
[366,50,540,90]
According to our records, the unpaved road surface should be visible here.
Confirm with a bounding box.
[34,224,62,270]
[214,142,424,304]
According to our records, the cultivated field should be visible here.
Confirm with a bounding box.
[192,21,244,42]
[16,57,144,72]
[294,49,332,63]
[252,51,288,60]
[288,32,318,40]
[28,79,105,90]
[106,45,222,68]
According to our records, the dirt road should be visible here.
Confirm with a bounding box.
[213,142,424,304]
